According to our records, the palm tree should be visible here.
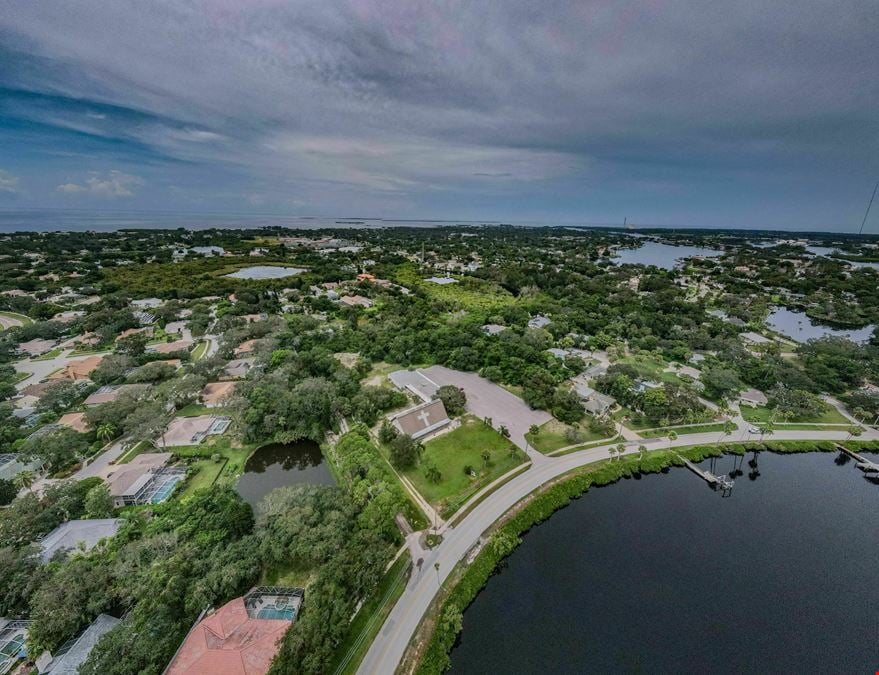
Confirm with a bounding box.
[638,444,647,465]
[668,430,678,442]
[14,470,35,490]
[607,446,616,462]
[96,422,116,445]
[615,443,626,461]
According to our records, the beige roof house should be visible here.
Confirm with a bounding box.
[106,452,171,506]
[339,295,373,308]
[149,339,194,354]
[160,415,231,447]
[201,382,236,407]
[115,327,153,342]
[389,399,450,440]
[17,338,56,357]
[49,356,103,381]
[234,339,258,357]
[84,384,148,407]
[224,358,255,380]
[57,412,90,433]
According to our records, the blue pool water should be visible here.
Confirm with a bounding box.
[150,475,184,503]
[256,607,295,620]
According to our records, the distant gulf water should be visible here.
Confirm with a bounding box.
[0,208,860,233]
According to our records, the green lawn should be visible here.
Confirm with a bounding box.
[180,457,227,497]
[32,347,64,361]
[176,403,218,417]
[525,418,606,453]
[400,415,526,513]
[11,371,30,384]
[260,560,318,589]
[740,404,849,425]
[0,310,33,326]
[617,353,682,384]
[171,437,255,484]
[190,340,209,361]
[639,422,729,438]
[117,440,153,464]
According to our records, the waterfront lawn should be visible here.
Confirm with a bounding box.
[740,403,848,425]
[180,457,227,497]
[402,416,525,510]
[172,437,255,483]
[525,418,605,453]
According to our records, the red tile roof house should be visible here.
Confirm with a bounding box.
[164,590,300,675]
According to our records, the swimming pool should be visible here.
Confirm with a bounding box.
[149,474,184,504]
[255,607,295,620]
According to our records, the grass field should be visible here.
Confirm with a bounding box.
[639,422,729,438]
[395,263,516,311]
[116,440,153,464]
[0,310,33,327]
[190,340,209,361]
[32,347,64,361]
[180,457,227,497]
[740,403,849,425]
[176,403,217,417]
[525,418,605,453]
[171,437,255,483]
[401,416,526,511]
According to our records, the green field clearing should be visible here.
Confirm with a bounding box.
[525,418,606,453]
[400,415,526,511]
[395,263,516,311]
[740,404,848,425]
[180,457,227,497]
[32,347,64,361]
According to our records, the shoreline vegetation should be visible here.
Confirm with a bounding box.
[408,439,879,674]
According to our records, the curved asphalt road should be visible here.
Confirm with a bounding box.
[357,426,879,674]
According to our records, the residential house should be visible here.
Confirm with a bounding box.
[83,383,149,407]
[57,412,89,433]
[338,295,373,308]
[36,614,120,674]
[201,382,236,407]
[17,338,56,357]
[105,453,182,507]
[164,588,302,675]
[48,356,103,381]
[38,519,123,563]
[224,358,255,380]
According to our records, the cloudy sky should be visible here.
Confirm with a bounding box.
[1,1,877,230]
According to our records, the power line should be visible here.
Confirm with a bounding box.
[858,180,879,235]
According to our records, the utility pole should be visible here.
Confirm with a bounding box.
[857,181,878,235]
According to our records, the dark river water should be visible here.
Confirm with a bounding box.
[235,440,335,507]
[449,451,879,674]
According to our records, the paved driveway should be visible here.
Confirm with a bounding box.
[420,366,551,453]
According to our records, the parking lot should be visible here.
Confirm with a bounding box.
[420,366,551,452]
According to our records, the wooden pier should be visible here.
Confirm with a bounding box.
[676,454,735,492]
[836,445,879,474]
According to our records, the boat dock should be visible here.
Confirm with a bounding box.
[676,454,735,492]
[836,445,879,474]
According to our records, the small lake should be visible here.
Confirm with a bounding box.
[612,240,724,270]
[225,265,306,280]
[449,451,879,674]
[805,246,879,270]
[767,306,875,343]
[235,440,335,507]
